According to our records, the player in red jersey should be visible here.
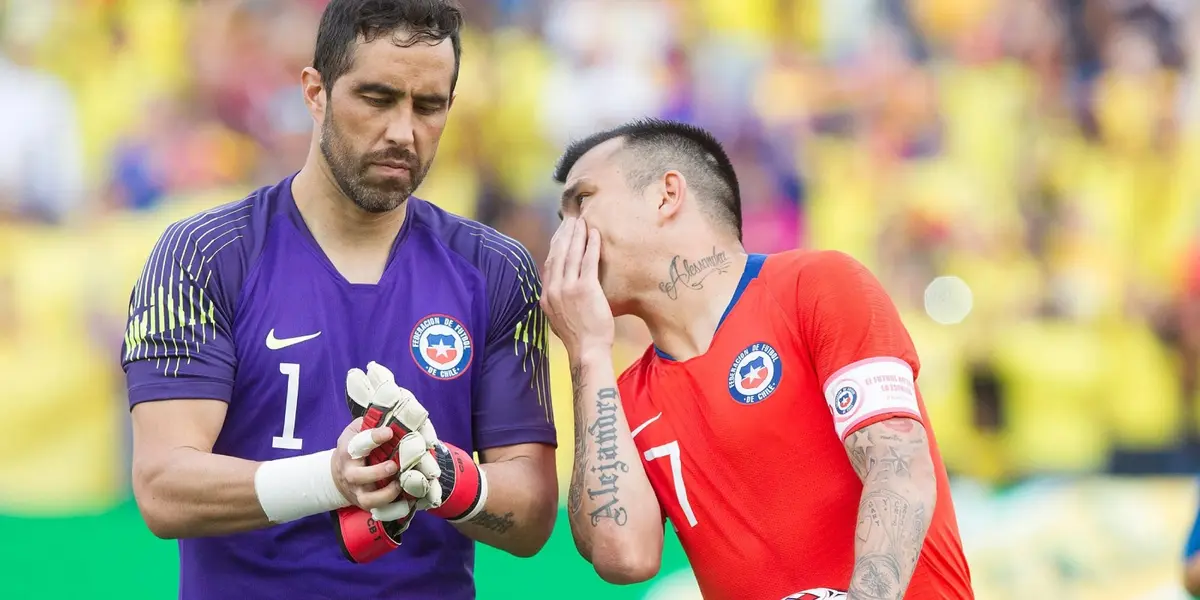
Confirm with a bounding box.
[539,118,974,600]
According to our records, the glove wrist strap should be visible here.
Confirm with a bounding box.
[430,443,489,523]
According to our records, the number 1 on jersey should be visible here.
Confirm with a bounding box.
[644,441,698,527]
[273,362,304,450]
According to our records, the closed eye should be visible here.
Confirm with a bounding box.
[363,96,392,108]
[415,102,446,115]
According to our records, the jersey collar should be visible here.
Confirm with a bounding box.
[654,253,767,362]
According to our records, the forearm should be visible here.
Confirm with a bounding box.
[845,420,937,600]
[450,456,558,557]
[135,447,350,539]
[567,351,662,582]
[848,470,936,598]
[133,447,269,538]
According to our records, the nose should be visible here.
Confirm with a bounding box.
[383,103,416,149]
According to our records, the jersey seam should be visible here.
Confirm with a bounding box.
[230,186,271,320]
[758,269,813,368]
[411,218,493,337]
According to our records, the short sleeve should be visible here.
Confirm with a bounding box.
[796,251,922,441]
[121,217,243,407]
[472,243,556,450]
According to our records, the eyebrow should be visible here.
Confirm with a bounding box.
[557,181,586,220]
[353,82,402,97]
[352,83,449,108]
[413,92,450,106]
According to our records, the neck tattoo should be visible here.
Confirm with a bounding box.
[658,247,732,300]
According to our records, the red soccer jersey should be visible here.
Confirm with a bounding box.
[617,250,973,600]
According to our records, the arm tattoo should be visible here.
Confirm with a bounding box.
[567,364,589,515]
[657,247,731,300]
[849,553,904,599]
[467,509,515,535]
[844,419,935,600]
[567,367,629,528]
[585,388,628,527]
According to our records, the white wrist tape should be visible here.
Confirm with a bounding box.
[254,449,350,524]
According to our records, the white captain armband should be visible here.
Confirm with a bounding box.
[254,450,350,524]
[823,357,921,441]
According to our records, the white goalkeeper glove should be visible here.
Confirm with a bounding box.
[352,362,488,523]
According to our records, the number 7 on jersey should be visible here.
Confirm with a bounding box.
[643,441,698,527]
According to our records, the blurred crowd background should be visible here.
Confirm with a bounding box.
[3,0,1200,598]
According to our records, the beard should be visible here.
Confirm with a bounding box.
[319,110,428,213]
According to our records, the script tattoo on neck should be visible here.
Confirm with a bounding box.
[567,364,589,516]
[586,388,629,527]
[658,247,731,300]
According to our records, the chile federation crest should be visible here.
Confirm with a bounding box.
[727,342,783,405]
[411,314,473,380]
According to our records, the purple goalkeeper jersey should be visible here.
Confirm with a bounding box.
[121,174,555,600]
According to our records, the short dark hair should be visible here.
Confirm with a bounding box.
[313,0,464,94]
[553,118,742,240]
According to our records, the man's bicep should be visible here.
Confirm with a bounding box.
[473,294,556,449]
[131,399,228,457]
[478,442,555,467]
[843,417,930,482]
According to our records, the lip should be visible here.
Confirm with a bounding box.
[370,162,411,176]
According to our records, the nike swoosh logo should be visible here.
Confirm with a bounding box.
[265,329,322,350]
[630,412,662,439]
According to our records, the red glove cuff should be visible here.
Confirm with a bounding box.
[428,442,487,523]
[333,506,407,564]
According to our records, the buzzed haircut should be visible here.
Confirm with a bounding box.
[553,118,743,241]
[313,0,465,94]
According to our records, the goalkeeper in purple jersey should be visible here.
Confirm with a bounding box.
[120,1,557,598]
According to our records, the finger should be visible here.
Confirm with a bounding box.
[368,380,403,412]
[581,227,602,280]
[346,368,373,410]
[414,494,437,511]
[399,470,430,498]
[391,388,429,432]
[417,419,439,446]
[356,480,403,510]
[546,217,577,283]
[337,417,366,447]
[366,361,396,389]
[371,498,413,522]
[422,479,444,509]
[344,459,399,485]
[396,432,428,471]
[563,217,588,282]
[347,427,393,460]
[416,451,441,480]
[542,226,562,282]
[374,382,428,435]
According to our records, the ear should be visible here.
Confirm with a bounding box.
[300,67,328,124]
[657,170,687,222]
